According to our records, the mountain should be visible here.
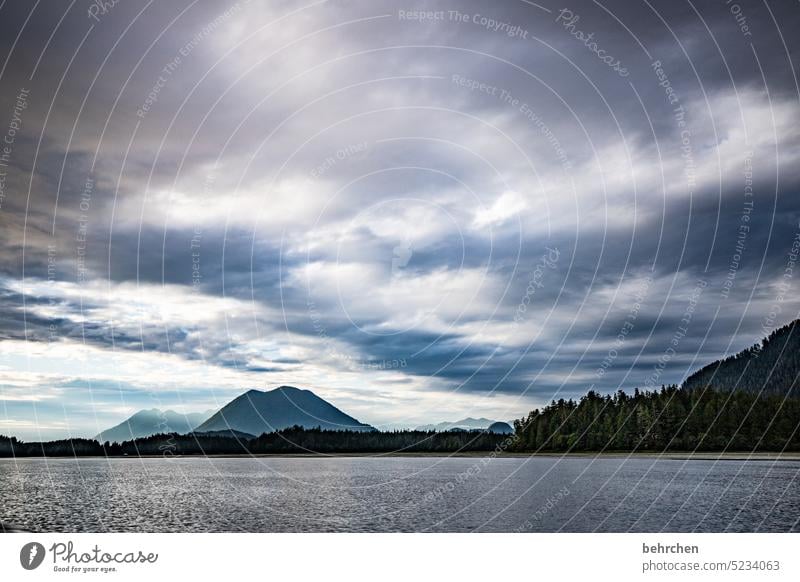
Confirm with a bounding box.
[416,418,497,432]
[194,386,375,435]
[486,421,514,434]
[682,319,800,396]
[96,409,211,443]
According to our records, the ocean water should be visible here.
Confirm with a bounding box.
[1,456,798,532]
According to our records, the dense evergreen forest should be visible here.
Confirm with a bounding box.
[512,386,800,452]
[682,319,799,396]
[0,427,509,457]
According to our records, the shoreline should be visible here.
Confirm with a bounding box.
[3,451,800,461]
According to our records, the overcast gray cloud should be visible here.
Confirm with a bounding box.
[0,0,798,439]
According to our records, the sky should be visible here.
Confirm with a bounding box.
[0,0,798,440]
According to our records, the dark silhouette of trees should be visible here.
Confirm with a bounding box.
[0,428,507,457]
[0,436,105,457]
[247,426,506,454]
[512,320,800,452]
[512,385,800,452]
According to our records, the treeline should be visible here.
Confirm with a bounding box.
[0,436,105,457]
[0,427,508,457]
[682,319,800,396]
[5,385,800,457]
[512,386,800,452]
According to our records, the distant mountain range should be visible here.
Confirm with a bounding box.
[95,389,515,443]
[415,418,499,432]
[96,386,374,443]
[95,409,211,443]
[682,319,800,396]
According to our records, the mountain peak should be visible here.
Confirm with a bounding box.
[95,409,211,443]
[415,417,500,431]
[131,408,161,418]
[195,387,373,435]
[242,386,306,397]
[272,385,307,393]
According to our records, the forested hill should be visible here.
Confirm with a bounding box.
[512,386,800,452]
[682,319,800,396]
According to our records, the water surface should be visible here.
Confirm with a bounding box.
[1,456,798,532]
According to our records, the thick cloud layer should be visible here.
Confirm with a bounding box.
[0,0,798,439]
